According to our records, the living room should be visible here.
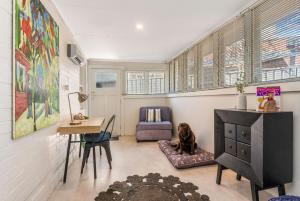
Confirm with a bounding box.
[0,0,299,201]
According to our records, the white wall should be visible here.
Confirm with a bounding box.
[168,81,300,195]
[0,0,83,200]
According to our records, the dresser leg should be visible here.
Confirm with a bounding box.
[250,182,260,201]
[278,184,286,196]
[216,164,223,185]
[236,174,242,181]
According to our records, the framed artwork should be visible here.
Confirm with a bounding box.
[13,0,60,139]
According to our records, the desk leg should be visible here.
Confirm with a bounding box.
[93,146,97,179]
[63,135,72,183]
[79,134,83,158]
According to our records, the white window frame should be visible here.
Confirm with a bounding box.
[125,71,166,95]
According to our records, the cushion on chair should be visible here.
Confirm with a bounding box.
[155,109,161,122]
[137,121,172,130]
[146,109,155,122]
[139,107,171,122]
[158,140,216,169]
[84,131,111,143]
[269,196,300,201]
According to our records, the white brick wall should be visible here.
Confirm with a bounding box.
[0,0,83,200]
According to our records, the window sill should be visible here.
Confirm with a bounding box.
[122,80,300,99]
[167,80,300,98]
[122,94,168,99]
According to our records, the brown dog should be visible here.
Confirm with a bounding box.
[175,123,197,155]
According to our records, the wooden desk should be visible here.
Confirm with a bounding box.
[57,117,105,183]
[58,117,105,134]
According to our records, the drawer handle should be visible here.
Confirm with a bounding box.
[241,149,247,155]
[229,145,233,149]
[242,131,247,137]
[229,130,232,133]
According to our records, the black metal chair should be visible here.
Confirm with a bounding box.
[81,114,116,179]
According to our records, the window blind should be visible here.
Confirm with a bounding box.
[253,0,300,83]
[182,52,188,91]
[198,35,218,89]
[174,55,185,92]
[219,17,246,86]
[169,0,300,92]
[174,59,180,91]
[187,46,197,90]
[169,61,175,92]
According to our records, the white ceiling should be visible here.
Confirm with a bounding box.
[53,0,256,62]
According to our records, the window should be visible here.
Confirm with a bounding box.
[127,72,145,94]
[253,0,300,83]
[219,17,245,86]
[169,0,300,91]
[169,61,175,92]
[149,72,165,94]
[95,72,117,88]
[173,56,186,92]
[202,53,214,88]
[187,47,197,90]
[174,59,180,91]
[126,71,165,94]
[198,36,217,89]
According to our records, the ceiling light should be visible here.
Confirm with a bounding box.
[136,23,143,30]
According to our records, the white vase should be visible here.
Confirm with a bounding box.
[236,93,247,110]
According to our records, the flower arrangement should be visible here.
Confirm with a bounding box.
[236,72,247,94]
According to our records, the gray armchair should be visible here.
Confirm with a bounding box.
[136,106,173,142]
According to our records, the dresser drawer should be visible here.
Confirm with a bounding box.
[225,138,236,156]
[237,125,251,144]
[224,123,236,140]
[237,142,251,163]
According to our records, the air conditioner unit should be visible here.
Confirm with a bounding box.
[67,44,84,66]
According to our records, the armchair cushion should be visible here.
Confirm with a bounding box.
[137,121,172,130]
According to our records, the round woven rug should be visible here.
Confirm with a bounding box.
[95,173,210,201]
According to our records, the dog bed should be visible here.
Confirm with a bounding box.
[269,196,300,201]
[158,140,216,169]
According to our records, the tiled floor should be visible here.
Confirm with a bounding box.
[48,136,276,201]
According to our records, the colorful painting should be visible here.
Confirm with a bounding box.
[14,0,60,139]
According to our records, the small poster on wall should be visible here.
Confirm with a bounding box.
[256,87,281,112]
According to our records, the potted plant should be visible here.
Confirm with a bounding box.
[236,72,247,110]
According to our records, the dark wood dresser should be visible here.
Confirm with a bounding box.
[214,109,293,201]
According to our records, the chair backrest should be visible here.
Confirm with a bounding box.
[104,114,116,136]
[139,107,172,122]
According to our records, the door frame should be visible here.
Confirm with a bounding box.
[88,67,122,136]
